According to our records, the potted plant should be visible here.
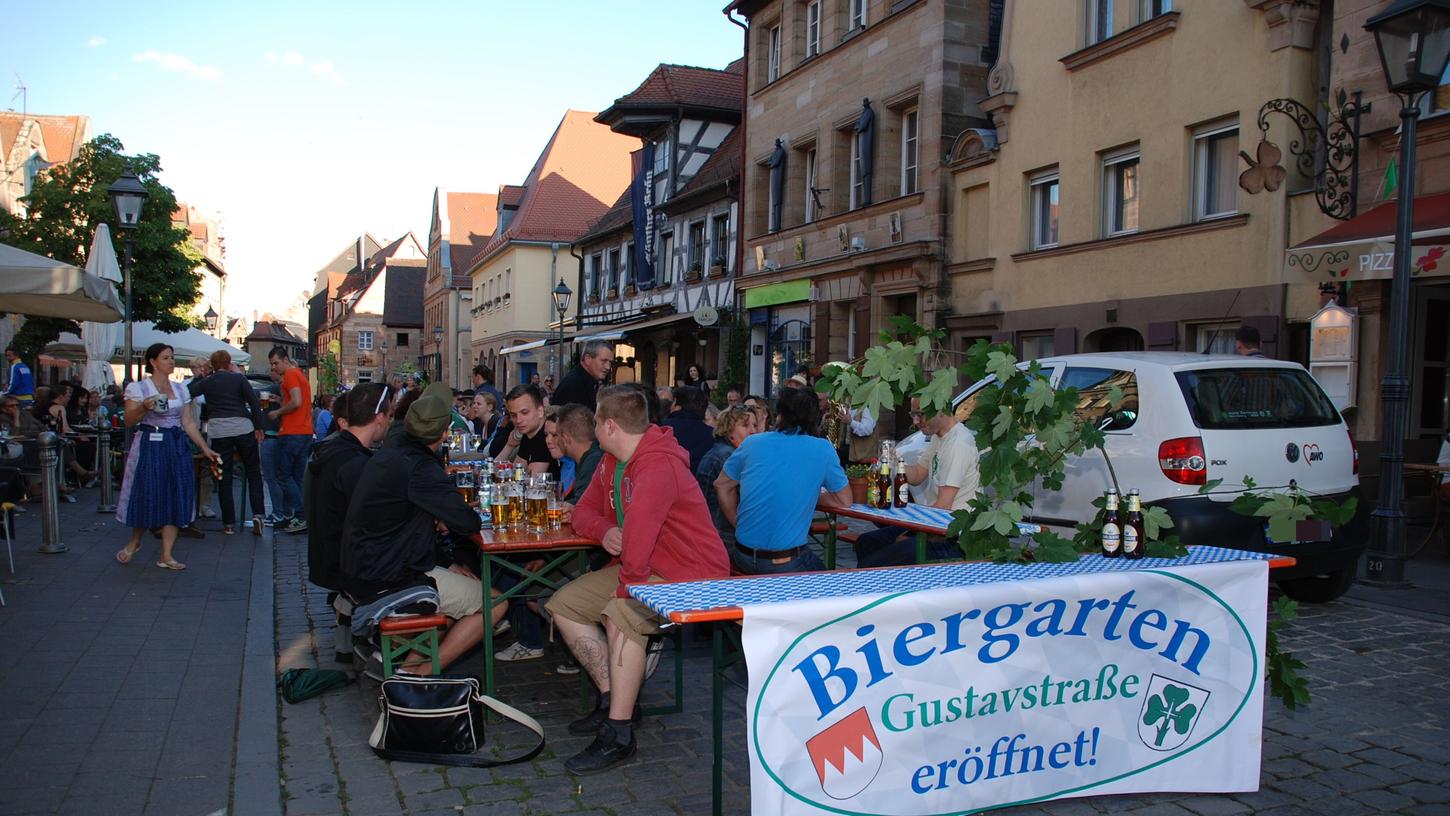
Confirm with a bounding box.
[624,282,638,297]
[607,287,619,300]
[709,255,726,277]
[845,461,874,505]
[686,261,704,283]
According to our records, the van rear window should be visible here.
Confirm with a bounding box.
[1175,368,1340,430]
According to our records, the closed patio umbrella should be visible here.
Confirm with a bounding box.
[81,224,123,389]
[0,242,124,323]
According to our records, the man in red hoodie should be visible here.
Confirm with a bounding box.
[546,385,728,774]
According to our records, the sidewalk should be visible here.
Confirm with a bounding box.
[0,490,280,816]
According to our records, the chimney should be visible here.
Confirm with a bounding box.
[357,236,365,276]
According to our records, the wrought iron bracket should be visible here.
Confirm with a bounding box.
[1253,89,1368,221]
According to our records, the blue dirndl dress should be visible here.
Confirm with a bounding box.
[115,378,196,529]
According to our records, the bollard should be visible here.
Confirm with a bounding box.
[38,432,69,554]
[97,428,116,513]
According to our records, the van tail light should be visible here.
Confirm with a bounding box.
[1159,436,1207,485]
[1348,429,1359,475]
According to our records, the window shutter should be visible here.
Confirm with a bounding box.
[852,296,871,358]
[1147,321,1178,350]
[814,301,831,365]
[1053,327,1078,356]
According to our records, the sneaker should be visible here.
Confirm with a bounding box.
[555,662,581,675]
[265,514,289,527]
[198,507,217,519]
[60,493,77,504]
[644,635,665,679]
[565,721,637,775]
[284,518,308,534]
[251,516,263,537]
[493,619,511,637]
[494,642,544,662]
[567,702,641,736]
[362,650,384,682]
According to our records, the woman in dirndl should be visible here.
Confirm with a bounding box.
[115,343,219,571]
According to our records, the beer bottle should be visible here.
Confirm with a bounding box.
[892,456,910,508]
[1100,489,1121,558]
[874,457,893,510]
[1123,489,1144,560]
[865,471,879,507]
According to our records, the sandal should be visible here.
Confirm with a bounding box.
[115,545,141,565]
[155,559,187,571]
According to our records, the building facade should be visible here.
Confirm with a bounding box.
[243,319,307,374]
[727,0,995,404]
[308,235,385,378]
[315,233,426,388]
[173,202,227,337]
[574,61,744,390]
[426,189,497,388]
[468,110,637,391]
[0,112,91,216]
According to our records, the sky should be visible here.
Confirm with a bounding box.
[4,0,744,319]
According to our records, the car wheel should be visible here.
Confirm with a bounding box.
[1275,566,1356,604]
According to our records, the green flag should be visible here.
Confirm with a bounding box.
[1383,155,1399,199]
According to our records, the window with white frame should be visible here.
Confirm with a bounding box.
[711,213,730,267]
[767,25,782,82]
[806,2,821,58]
[1086,0,1113,45]
[804,148,819,222]
[1029,169,1061,250]
[688,221,706,271]
[504,269,512,303]
[1192,121,1238,221]
[660,232,675,282]
[850,0,867,30]
[850,133,865,210]
[901,108,919,196]
[1020,333,1056,361]
[358,330,374,351]
[1102,146,1140,236]
[1141,0,1171,21]
[1194,321,1237,355]
[357,370,373,383]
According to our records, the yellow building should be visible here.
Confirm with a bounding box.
[468,111,637,390]
[948,0,1325,361]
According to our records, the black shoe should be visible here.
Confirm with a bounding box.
[179,525,205,539]
[565,722,637,775]
[567,702,642,736]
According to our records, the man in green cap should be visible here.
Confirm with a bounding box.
[338,388,504,675]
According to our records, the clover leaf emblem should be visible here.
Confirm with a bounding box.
[1143,683,1198,748]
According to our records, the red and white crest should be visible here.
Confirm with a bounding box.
[805,707,884,800]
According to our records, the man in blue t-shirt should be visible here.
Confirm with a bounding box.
[4,349,34,403]
[715,387,851,574]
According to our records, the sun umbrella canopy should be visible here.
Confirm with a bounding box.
[48,321,251,368]
[82,225,124,388]
[0,241,124,322]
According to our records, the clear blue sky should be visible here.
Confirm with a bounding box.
[4,0,744,318]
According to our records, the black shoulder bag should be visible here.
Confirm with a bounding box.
[368,675,544,768]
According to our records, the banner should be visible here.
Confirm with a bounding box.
[742,559,1267,815]
[630,143,657,290]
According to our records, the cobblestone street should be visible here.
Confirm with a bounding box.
[271,531,1450,816]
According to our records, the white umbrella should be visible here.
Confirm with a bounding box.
[48,321,251,367]
[81,224,123,389]
[0,241,124,322]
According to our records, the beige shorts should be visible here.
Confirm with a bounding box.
[544,565,664,648]
[426,566,484,619]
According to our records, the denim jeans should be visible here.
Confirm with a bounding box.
[275,434,310,520]
[853,525,958,569]
[728,545,826,575]
[259,436,284,518]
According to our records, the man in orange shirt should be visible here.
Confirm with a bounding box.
[268,348,313,534]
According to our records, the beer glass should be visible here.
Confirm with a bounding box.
[505,477,526,531]
[491,480,512,528]
[454,468,476,505]
[526,481,549,533]
[546,495,564,530]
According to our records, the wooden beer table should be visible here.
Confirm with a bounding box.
[816,501,1039,567]
[473,525,596,702]
[628,547,1298,816]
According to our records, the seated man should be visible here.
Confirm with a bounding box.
[854,401,980,568]
[492,384,553,475]
[715,387,852,574]
[545,386,728,774]
[661,386,714,474]
[548,404,604,506]
[338,387,504,675]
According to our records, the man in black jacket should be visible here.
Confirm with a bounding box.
[661,386,714,474]
[551,340,615,412]
[308,384,388,593]
[339,388,503,673]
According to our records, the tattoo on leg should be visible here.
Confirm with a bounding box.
[572,632,611,690]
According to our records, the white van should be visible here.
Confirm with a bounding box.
[919,352,1365,602]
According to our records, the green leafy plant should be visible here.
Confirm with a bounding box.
[714,313,750,410]
[1266,596,1310,709]
[845,461,874,479]
[318,352,340,395]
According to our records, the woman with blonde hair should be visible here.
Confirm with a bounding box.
[116,343,220,569]
[694,404,757,549]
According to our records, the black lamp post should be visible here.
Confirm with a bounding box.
[1363,0,1450,587]
[203,307,218,335]
[551,278,572,382]
[107,173,149,384]
[433,324,444,383]
[379,337,390,381]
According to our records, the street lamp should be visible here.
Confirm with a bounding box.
[433,324,444,383]
[203,307,218,335]
[1363,0,1450,587]
[551,278,572,382]
[379,337,390,381]
[107,173,148,384]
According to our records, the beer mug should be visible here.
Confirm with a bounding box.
[525,481,549,533]
[491,481,512,528]
[505,477,526,531]
[546,495,564,530]
[454,468,476,505]
[153,394,169,413]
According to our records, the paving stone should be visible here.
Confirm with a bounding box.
[1347,787,1418,812]
[1297,748,1360,770]
[1177,797,1252,816]
[1351,745,1419,768]
[1394,780,1450,804]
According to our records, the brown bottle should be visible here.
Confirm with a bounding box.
[1100,490,1121,558]
[1123,489,1144,560]
[874,458,893,509]
[892,458,910,508]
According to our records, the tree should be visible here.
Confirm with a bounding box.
[0,133,203,361]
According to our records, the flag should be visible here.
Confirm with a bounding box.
[1383,155,1398,200]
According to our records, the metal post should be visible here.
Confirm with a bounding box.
[38,432,68,553]
[1365,97,1422,589]
[97,428,115,513]
[122,233,136,453]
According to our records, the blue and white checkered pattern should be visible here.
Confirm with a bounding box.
[842,503,954,530]
[629,546,1279,620]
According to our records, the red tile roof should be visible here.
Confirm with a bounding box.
[0,112,90,166]
[499,185,526,209]
[445,192,498,287]
[470,110,638,271]
[578,186,636,245]
[604,62,744,115]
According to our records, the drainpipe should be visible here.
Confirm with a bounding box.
[727,5,749,310]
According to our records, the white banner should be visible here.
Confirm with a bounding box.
[742,559,1268,815]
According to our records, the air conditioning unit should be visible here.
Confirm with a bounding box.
[850,236,866,252]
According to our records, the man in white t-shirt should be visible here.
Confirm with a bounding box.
[853,400,979,568]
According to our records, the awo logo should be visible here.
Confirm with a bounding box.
[1301,443,1323,466]
[806,708,884,799]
